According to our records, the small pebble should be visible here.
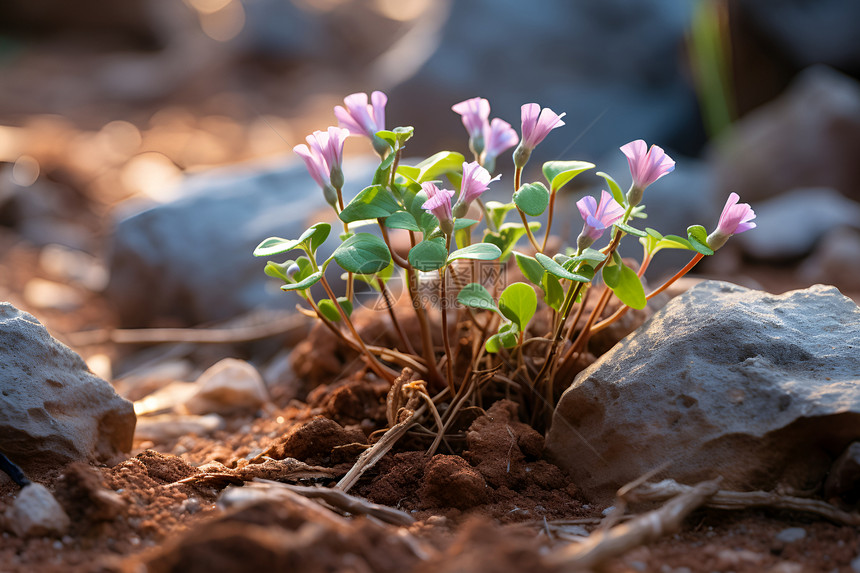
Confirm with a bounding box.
[601,505,615,516]
[775,527,807,543]
[851,554,860,573]
[5,483,71,537]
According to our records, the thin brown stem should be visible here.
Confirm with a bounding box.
[378,276,416,356]
[439,235,455,396]
[540,190,557,253]
[408,268,445,391]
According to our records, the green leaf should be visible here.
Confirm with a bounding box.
[535,252,591,282]
[542,273,564,311]
[253,236,302,257]
[318,297,353,322]
[562,260,595,281]
[498,282,537,331]
[596,171,625,206]
[687,224,715,255]
[485,330,519,354]
[346,260,394,292]
[412,151,466,183]
[447,243,502,263]
[396,165,420,183]
[602,251,623,288]
[484,201,516,230]
[514,252,544,286]
[376,126,414,149]
[332,233,392,274]
[513,182,550,217]
[607,264,647,309]
[542,160,595,192]
[453,218,479,230]
[372,151,398,186]
[408,238,448,271]
[281,270,322,292]
[613,221,647,238]
[264,260,294,282]
[305,222,331,254]
[384,211,421,232]
[483,222,541,261]
[566,247,607,265]
[339,185,401,224]
[457,283,497,311]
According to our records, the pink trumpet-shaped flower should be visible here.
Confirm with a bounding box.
[707,192,756,250]
[452,97,490,141]
[421,182,456,235]
[294,126,350,201]
[620,139,675,205]
[456,161,500,211]
[520,103,566,150]
[334,91,387,139]
[482,118,519,170]
[575,190,625,250]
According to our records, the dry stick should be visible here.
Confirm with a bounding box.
[319,276,396,384]
[589,251,705,335]
[630,479,860,527]
[545,478,721,571]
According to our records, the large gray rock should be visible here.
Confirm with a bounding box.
[106,157,379,327]
[0,303,136,475]
[711,66,860,204]
[546,281,860,502]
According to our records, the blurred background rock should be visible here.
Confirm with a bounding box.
[1,0,858,336]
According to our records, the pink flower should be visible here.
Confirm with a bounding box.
[520,103,566,150]
[620,140,675,205]
[460,161,500,205]
[707,192,756,250]
[482,118,518,169]
[421,182,456,235]
[334,91,387,139]
[293,126,350,193]
[452,97,490,141]
[576,190,625,250]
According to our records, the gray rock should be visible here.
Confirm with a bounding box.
[775,527,806,544]
[736,188,860,260]
[106,157,378,327]
[711,66,860,204]
[5,483,70,538]
[0,303,136,475]
[798,227,860,293]
[184,358,269,416]
[546,281,860,501]
[388,0,701,164]
[823,442,860,501]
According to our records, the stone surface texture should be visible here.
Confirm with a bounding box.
[546,281,860,501]
[5,483,71,537]
[184,358,270,416]
[0,303,136,474]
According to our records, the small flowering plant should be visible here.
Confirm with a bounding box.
[253,91,755,423]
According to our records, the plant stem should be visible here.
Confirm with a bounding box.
[514,165,541,252]
[540,191,557,253]
[439,234,456,396]
[335,186,354,301]
[378,276,416,355]
[319,275,395,383]
[407,267,445,391]
[379,222,410,269]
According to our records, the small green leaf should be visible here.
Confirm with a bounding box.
[372,151,398,186]
[264,260,294,282]
[339,185,401,224]
[542,273,564,311]
[485,330,519,353]
[602,251,623,288]
[453,218,479,230]
[318,297,353,322]
[498,282,537,331]
[447,243,502,263]
[514,252,544,286]
[566,248,607,265]
[607,264,647,309]
[346,260,394,292]
[485,201,516,230]
[562,260,595,281]
[542,160,595,192]
[645,227,663,240]
[483,222,541,261]
[596,171,625,206]
[408,238,448,271]
[535,253,591,282]
[613,221,647,238]
[513,182,550,217]
[281,270,322,292]
[457,283,497,311]
[253,236,302,257]
[332,233,392,274]
[412,151,466,183]
[305,222,331,254]
[384,211,421,232]
[687,224,715,255]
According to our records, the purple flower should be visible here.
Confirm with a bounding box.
[576,190,625,250]
[454,161,500,216]
[482,118,519,170]
[520,103,566,150]
[421,182,456,235]
[452,97,490,141]
[334,91,387,139]
[707,192,756,250]
[620,139,675,206]
[294,126,350,200]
